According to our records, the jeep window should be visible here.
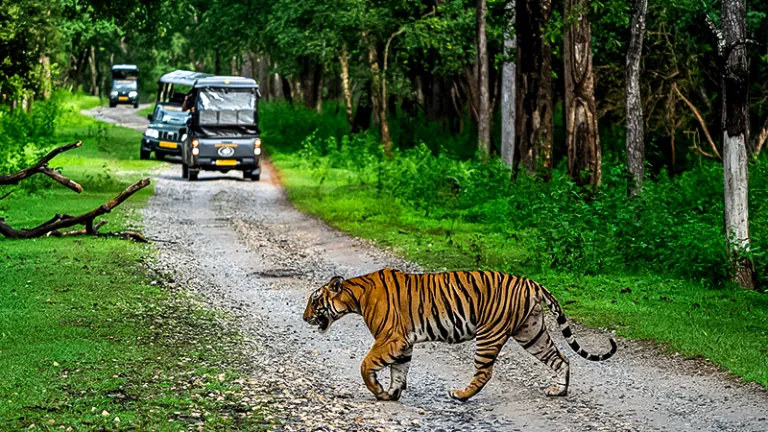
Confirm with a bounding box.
[198,89,256,111]
[113,80,138,90]
[153,105,188,125]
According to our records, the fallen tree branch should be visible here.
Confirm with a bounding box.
[0,178,150,239]
[0,190,14,201]
[0,141,84,192]
[671,83,721,160]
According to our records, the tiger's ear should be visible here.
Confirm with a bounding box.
[328,276,344,294]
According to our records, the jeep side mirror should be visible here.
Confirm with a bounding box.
[147,114,153,121]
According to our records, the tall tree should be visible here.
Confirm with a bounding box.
[476,0,491,156]
[720,0,756,288]
[625,0,647,194]
[564,0,601,187]
[516,0,553,176]
[500,1,516,169]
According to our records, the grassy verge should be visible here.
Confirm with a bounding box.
[0,95,273,430]
[272,157,768,388]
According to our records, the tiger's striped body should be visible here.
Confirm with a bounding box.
[303,268,617,401]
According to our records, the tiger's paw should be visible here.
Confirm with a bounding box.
[543,386,568,397]
[448,389,470,402]
[386,388,403,401]
[374,391,396,401]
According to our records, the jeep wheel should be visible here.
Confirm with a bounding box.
[109,101,116,108]
[140,149,150,160]
[243,170,260,181]
[134,102,139,109]
[188,168,199,181]
[182,164,189,179]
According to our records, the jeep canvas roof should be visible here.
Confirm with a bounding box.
[158,70,214,87]
[193,76,259,89]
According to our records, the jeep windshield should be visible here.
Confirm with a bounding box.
[113,80,138,90]
[196,88,258,137]
[154,106,188,125]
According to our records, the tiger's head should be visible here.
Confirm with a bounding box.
[303,276,354,333]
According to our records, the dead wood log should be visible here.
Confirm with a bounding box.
[0,141,84,192]
[0,178,150,240]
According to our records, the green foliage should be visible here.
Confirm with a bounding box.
[265,103,768,287]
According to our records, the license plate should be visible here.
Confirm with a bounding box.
[215,159,237,166]
[118,96,128,101]
[158,141,178,149]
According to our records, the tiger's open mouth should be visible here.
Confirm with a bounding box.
[308,315,330,333]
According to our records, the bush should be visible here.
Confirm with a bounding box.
[263,102,768,287]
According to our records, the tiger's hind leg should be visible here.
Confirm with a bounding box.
[449,330,509,402]
[387,347,413,400]
[512,303,570,396]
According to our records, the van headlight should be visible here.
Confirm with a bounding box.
[145,129,159,139]
[129,91,138,98]
[110,91,118,97]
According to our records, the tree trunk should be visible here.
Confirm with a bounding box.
[41,55,52,99]
[340,44,355,132]
[366,33,392,154]
[625,0,648,194]
[721,0,756,289]
[501,2,516,169]
[476,0,491,156]
[516,0,554,177]
[88,46,98,96]
[564,0,601,187]
[281,76,293,104]
[316,74,324,114]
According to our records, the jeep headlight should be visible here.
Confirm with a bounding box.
[110,91,118,97]
[128,91,138,98]
[145,128,159,139]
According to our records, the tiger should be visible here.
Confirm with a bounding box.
[303,268,617,402]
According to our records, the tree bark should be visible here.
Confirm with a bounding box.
[516,0,554,177]
[88,46,98,96]
[625,0,648,194]
[564,0,601,187]
[476,0,491,156]
[721,0,756,288]
[501,2,516,169]
[340,44,355,132]
[365,33,392,154]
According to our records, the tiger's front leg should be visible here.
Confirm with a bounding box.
[360,339,411,401]
[387,347,413,400]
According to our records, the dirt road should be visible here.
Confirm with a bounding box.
[89,107,768,432]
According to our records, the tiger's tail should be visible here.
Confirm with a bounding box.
[538,284,618,361]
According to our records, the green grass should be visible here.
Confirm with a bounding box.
[0,94,273,430]
[136,105,154,118]
[273,157,768,388]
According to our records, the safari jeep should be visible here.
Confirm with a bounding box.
[180,76,262,181]
[140,70,212,160]
[109,64,139,108]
